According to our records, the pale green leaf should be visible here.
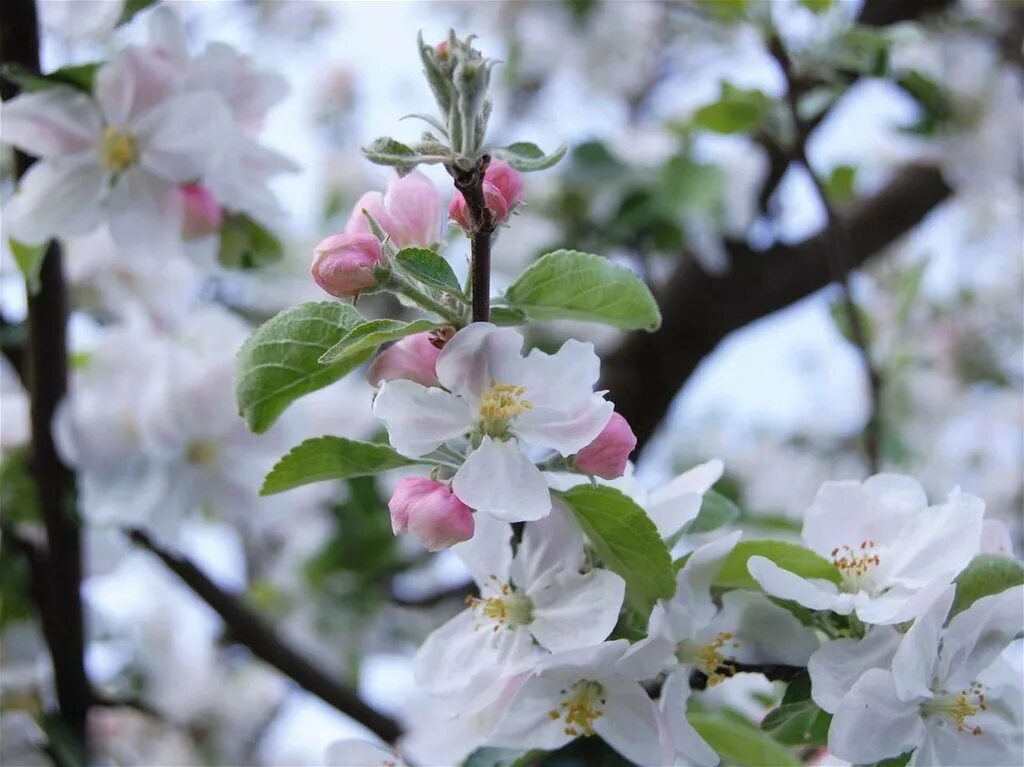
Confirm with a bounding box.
[681,490,741,535]
[319,318,447,365]
[504,250,661,331]
[9,238,47,294]
[558,485,675,615]
[951,555,1024,618]
[261,436,416,495]
[489,306,527,326]
[689,712,800,767]
[694,84,772,135]
[716,539,842,590]
[235,302,368,433]
[394,247,464,297]
[491,141,567,172]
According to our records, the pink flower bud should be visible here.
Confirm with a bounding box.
[484,159,524,209]
[367,332,442,387]
[180,184,223,240]
[311,232,385,298]
[572,412,637,480]
[389,477,474,551]
[344,170,441,249]
[448,181,509,231]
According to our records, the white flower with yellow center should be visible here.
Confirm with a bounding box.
[373,323,613,522]
[414,506,625,696]
[829,585,1023,766]
[489,640,670,766]
[747,474,984,625]
[2,47,230,252]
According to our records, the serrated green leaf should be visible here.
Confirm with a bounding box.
[716,539,842,590]
[489,306,527,326]
[235,302,369,433]
[9,238,47,295]
[394,247,464,297]
[217,212,283,269]
[261,436,416,495]
[491,141,567,172]
[951,555,1024,618]
[504,249,661,331]
[682,489,741,535]
[558,485,675,615]
[689,712,800,767]
[319,318,447,365]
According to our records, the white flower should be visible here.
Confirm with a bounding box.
[414,504,625,695]
[807,625,902,714]
[489,641,670,766]
[374,323,613,522]
[325,739,405,766]
[829,585,1024,766]
[1,48,231,252]
[645,459,725,539]
[748,474,984,625]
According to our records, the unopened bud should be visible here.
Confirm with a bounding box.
[180,184,223,240]
[367,332,443,388]
[345,170,441,249]
[572,411,636,480]
[389,477,474,551]
[311,232,385,298]
[448,181,508,232]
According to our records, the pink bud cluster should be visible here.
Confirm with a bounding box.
[449,159,524,231]
[389,477,474,551]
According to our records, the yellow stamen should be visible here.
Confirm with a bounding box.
[466,580,533,630]
[831,540,882,589]
[478,381,532,436]
[677,632,741,685]
[549,681,605,737]
[98,125,137,173]
[923,683,987,735]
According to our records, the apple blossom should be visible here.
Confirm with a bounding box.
[180,184,224,240]
[449,159,523,230]
[807,625,902,714]
[373,323,613,522]
[310,232,386,298]
[414,506,625,694]
[367,332,442,388]
[572,411,637,479]
[344,170,442,248]
[645,459,725,539]
[748,473,984,625]
[829,586,1024,766]
[388,477,474,551]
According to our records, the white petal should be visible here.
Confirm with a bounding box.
[829,669,925,765]
[980,519,1014,556]
[647,459,724,538]
[95,48,180,126]
[488,674,578,751]
[435,323,525,401]
[4,158,106,244]
[862,473,929,512]
[619,608,677,680]
[529,569,625,652]
[519,338,601,410]
[325,739,404,766]
[802,478,915,558]
[513,396,613,456]
[452,437,551,522]
[135,91,233,183]
[372,380,473,457]
[106,167,183,256]
[660,670,719,767]
[808,627,902,713]
[453,512,513,588]
[892,587,954,701]
[1,87,101,157]
[534,639,631,676]
[595,678,668,767]
[511,500,586,585]
[912,714,1024,767]
[747,556,848,613]
[673,532,742,631]
[938,584,1024,691]
[853,578,951,625]
[707,590,818,666]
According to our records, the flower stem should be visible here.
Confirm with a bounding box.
[450,157,496,323]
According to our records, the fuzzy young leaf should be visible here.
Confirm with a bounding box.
[218,213,283,269]
[717,539,842,590]
[951,555,1024,618]
[363,136,447,172]
[491,141,567,172]
[261,436,416,495]
[689,712,800,767]
[236,302,368,433]
[394,247,464,297]
[558,485,675,615]
[8,239,47,295]
[504,250,661,331]
[319,318,448,365]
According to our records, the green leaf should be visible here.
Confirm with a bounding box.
[235,302,369,433]
[492,141,568,172]
[829,296,875,347]
[1,62,101,94]
[261,436,416,495]
[463,747,545,767]
[825,164,858,203]
[680,489,741,536]
[798,0,834,12]
[694,84,772,135]
[715,539,842,590]
[9,238,47,295]
[761,672,832,746]
[394,247,464,297]
[504,249,661,331]
[362,137,445,171]
[118,0,159,26]
[319,318,447,365]
[898,71,953,136]
[558,485,675,615]
[689,712,800,767]
[217,213,283,269]
[951,555,1024,618]
[489,306,527,326]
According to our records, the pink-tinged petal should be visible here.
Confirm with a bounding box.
[4,158,106,244]
[367,332,442,388]
[485,159,525,208]
[435,323,525,400]
[381,170,441,248]
[310,232,384,298]
[135,91,233,183]
[95,47,181,126]
[572,411,636,479]
[1,87,102,157]
[388,477,474,551]
[452,437,550,522]
[344,191,388,237]
[372,379,473,457]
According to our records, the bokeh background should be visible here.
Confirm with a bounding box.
[0,0,1021,764]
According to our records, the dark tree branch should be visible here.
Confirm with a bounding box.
[450,157,496,323]
[125,527,403,744]
[603,164,952,451]
[2,0,89,758]
[689,662,804,691]
[390,579,477,608]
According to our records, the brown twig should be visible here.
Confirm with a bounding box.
[124,527,403,744]
[450,157,496,323]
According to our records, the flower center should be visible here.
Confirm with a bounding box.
[186,440,218,466]
[98,125,137,173]
[922,683,988,736]
[548,680,605,737]
[676,632,741,686]
[831,540,882,592]
[478,381,532,437]
[467,581,533,631]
